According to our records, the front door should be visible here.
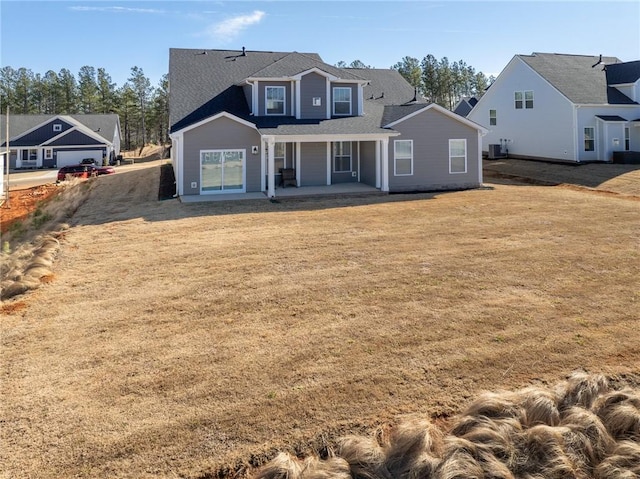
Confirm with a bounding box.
[201,149,245,193]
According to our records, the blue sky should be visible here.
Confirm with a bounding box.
[1,0,639,88]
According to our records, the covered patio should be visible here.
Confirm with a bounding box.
[179,182,382,203]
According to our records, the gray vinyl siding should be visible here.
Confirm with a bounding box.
[48,130,105,146]
[331,83,358,117]
[10,119,73,147]
[388,108,480,192]
[182,116,262,195]
[258,81,292,116]
[331,141,358,184]
[359,141,377,186]
[300,72,327,119]
[300,142,327,186]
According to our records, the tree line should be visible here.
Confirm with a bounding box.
[337,56,495,110]
[0,54,493,151]
[0,66,168,151]
[391,55,495,110]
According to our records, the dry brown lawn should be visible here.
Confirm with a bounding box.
[1,161,639,478]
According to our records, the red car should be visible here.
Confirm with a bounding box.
[56,164,116,182]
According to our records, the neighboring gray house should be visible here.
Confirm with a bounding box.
[169,48,487,199]
[0,114,122,169]
[468,53,640,162]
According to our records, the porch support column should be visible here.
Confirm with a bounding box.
[381,138,389,192]
[375,140,381,188]
[267,137,276,198]
[295,142,301,186]
[326,142,331,186]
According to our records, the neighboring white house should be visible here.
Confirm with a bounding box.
[468,53,640,162]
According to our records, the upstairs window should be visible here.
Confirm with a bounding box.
[333,87,352,116]
[584,127,595,152]
[333,141,352,172]
[515,91,534,109]
[53,123,62,132]
[515,92,523,109]
[525,90,534,108]
[489,109,497,126]
[266,86,285,115]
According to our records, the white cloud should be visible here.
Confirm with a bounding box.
[70,6,165,14]
[208,10,265,42]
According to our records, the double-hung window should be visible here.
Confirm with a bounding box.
[333,87,351,116]
[266,86,285,115]
[515,92,523,109]
[449,139,467,174]
[515,91,534,109]
[584,127,595,152]
[489,109,497,126]
[394,140,413,176]
[333,142,352,172]
[525,91,534,109]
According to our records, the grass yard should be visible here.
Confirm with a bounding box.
[1,163,639,478]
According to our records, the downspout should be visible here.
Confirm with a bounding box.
[574,105,580,162]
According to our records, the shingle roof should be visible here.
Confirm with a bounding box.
[595,115,628,122]
[606,61,640,85]
[249,52,365,80]
[170,49,295,131]
[169,49,433,136]
[257,99,396,136]
[349,68,421,106]
[0,114,120,144]
[518,52,629,104]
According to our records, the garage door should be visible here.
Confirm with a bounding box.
[56,150,103,168]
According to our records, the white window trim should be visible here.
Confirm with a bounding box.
[333,141,352,173]
[44,148,53,160]
[53,123,62,132]
[393,139,413,176]
[514,91,523,109]
[524,90,534,109]
[333,87,352,116]
[199,149,246,194]
[489,109,497,126]
[584,127,595,152]
[449,139,467,174]
[265,86,286,116]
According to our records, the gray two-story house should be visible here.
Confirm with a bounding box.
[169,48,486,199]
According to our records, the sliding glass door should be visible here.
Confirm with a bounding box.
[201,150,245,193]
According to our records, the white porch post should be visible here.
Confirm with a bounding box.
[375,140,381,188]
[381,138,389,192]
[267,137,276,198]
[295,142,301,186]
[357,141,361,182]
[326,142,331,185]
